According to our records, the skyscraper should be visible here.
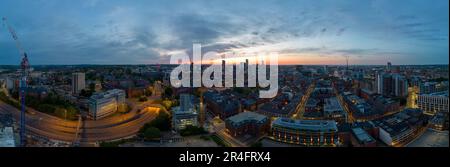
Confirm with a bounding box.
[72,72,85,94]
[387,62,392,72]
[172,94,199,130]
[376,72,408,97]
[394,74,408,97]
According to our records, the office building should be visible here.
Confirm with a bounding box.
[172,94,199,130]
[417,91,449,114]
[88,89,126,120]
[371,109,425,146]
[72,72,86,94]
[419,82,448,94]
[387,62,392,72]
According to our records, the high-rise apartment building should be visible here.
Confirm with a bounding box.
[376,72,408,97]
[72,73,85,94]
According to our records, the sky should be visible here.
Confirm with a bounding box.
[0,0,448,65]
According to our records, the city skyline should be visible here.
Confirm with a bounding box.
[0,0,449,65]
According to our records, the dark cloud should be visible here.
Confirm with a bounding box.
[0,0,448,65]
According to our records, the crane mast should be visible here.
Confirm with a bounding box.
[2,17,30,147]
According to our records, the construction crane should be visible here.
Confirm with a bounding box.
[2,17,30,147]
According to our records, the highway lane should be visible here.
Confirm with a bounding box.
[0,100,160,143]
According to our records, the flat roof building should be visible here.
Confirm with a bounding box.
[418,91,449,115]
[72,72,85,95]
[271,118,338,146]
[351,128,376,147]
[323,97,347,123]
[371,108,425,147]
[225,112,269,137]
[88,89,126,120]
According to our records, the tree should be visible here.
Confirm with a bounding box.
[144,89,153,96]
[164,87,173,98]
[80,89,93,97]
[89,83,95,92]
[250,141,263,147]
[161,100,173,110]
[143,127,161,140]
[179,126,207,136]
[150,111,171,131]
[138,96,148,102]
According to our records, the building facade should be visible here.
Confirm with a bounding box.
[371,109,425,146]
[376,72,408,97]
[72,72,85,94]
[417,91,449,114]
[225,112,270,138]
[172,94,199,130]
[88,89,126,120]
[271,118,339,146]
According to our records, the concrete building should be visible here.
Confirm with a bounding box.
[88,89,126,120]
[271,118,338,146]
[419,82,448,94]
[4,77,17,90]
[376,72,408,97]
[417,91,449,115]
[172,94,199,130]
[0,127,15,147]
[72,73,85,94]
[225,112,269,138]
[386,62,392,72]
[371,109,425,146]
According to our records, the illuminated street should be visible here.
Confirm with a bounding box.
[0,99,160,144]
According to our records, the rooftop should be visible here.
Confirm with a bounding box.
[427,91,449,97]
[272,118,338,132]
[371,109,424,136]
[226,112,268,127]
[90,89,125,100]
[324,97,344,112]
[352,128,375,144]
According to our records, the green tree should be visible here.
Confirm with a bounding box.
[250,141,263,147]
[89,83,96,92]
[179,126,207,136]
[143,127,161,140]
[164,87,173,98]
[138,96,148,102]
[150,111,171,131]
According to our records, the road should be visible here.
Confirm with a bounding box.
[292,82,315,119]
[332,85,356,123]
[0,98,160,144]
